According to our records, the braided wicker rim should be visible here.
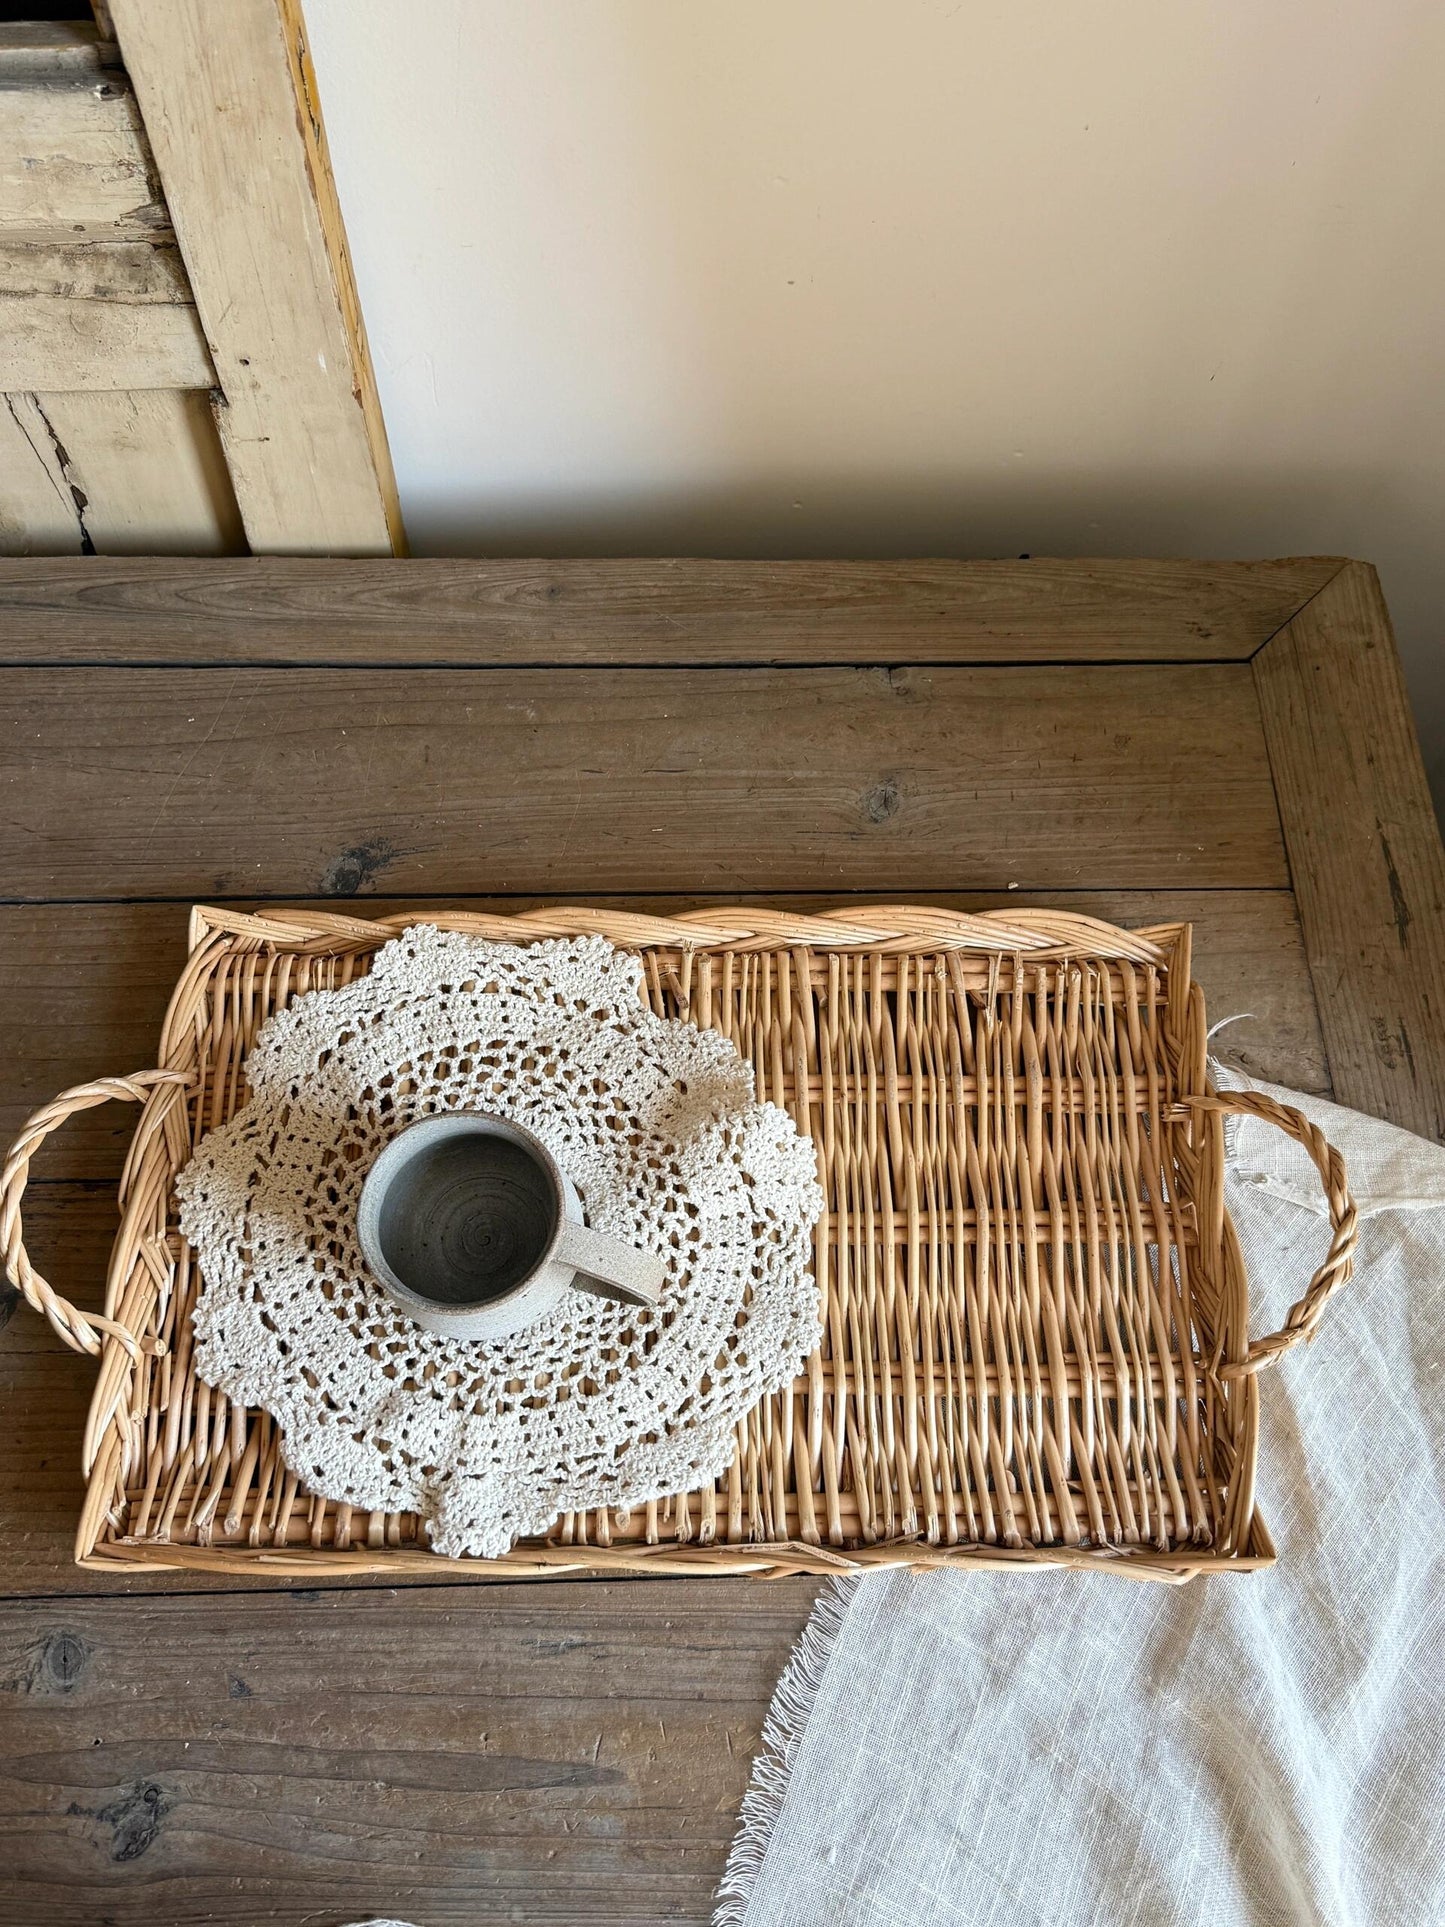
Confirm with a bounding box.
[2,904,1356,1582]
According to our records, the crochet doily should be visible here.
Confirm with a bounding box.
[175,927,824,1557]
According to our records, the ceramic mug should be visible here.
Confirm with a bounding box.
[356,1111,665,1341]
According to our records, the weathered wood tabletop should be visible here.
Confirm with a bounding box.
[2,557,1442,1926]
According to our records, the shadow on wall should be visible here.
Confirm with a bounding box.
[302,3,1445,826]
[409,467,1445,820]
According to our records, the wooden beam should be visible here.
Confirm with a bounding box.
[0,556,1345,664]
[0,390,242,557]
[0,663,1286,898]
[0,22,119,79]
[0,395,77,551]
[0,23,243,560]
[105,0,403,556]
[0,1583,813,1916]
[0,241,212,390]
[1254,561,1445,1137]
[0,67,167,244]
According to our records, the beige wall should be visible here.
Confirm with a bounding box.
[308,0,1445,809]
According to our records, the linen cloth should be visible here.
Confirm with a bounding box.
[717,1076,1445,1927]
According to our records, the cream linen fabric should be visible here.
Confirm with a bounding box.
[718,1077,1445,1927]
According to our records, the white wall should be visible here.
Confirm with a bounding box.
[307,0,1445,809]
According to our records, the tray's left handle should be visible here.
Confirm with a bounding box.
[1185,1090,1359,1377]
[1,1071,191,1360]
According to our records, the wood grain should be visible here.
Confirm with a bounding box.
[0,664,1287,897]
[0,241,213,390]
[106,0,403,555]
[0,397,77,553]
[0,893,1330,1184]
[0,23,119,81]
[0,555,1344,664]
[87,4,119,47]
[0,391,242,557]
[0,1580,817,1924]
[0,72,167,244]
[0,553,1433,1927]
[1,1185,133,1594]
[1255,562,1445,1138]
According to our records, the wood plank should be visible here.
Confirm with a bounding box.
[0,73,167,244]
[0,905,189,1174]
[0,556,1344,664]
[106,0,402,555]
[0,893,1329,1184]
[1255,563,1445,1138]
[0,665,1288,898]
[0,23,120,80]
[0,240,213,389]
[0,238,189,303]
[1,1184,143,1595]
[0,1581,812,1922]
[0,396,77,552]
[0,391,242,557]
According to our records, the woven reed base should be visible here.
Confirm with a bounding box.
[1,905,1356,1583]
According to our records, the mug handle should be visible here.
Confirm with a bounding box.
[557,1221,665,1308]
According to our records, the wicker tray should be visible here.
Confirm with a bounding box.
[2,904,1357,1583]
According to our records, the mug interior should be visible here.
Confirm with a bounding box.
[371,1121,561,1308]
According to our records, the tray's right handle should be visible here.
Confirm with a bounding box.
[1,1071,191,1359]
[1185,1091,1359,1377]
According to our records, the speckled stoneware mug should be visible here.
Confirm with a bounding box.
[356,1111,665,1341]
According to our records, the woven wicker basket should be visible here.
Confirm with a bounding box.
[2,904,1357,1583]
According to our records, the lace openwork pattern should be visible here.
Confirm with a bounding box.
[175,927,824,1557]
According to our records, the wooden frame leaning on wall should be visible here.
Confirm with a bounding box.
[0,2,402,558]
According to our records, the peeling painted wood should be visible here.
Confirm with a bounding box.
[0,22,120,81]
[0,241,213,389]
[0,74,168,244]
[0,238,188,305]
[106,0,402,554]
[0,390,241,557]
[0,393,79,551]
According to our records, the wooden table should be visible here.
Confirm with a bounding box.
[2,556,1442,1926]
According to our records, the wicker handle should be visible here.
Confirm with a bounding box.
[0,1071,191,1360]
[1186,1091,1359,1377]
